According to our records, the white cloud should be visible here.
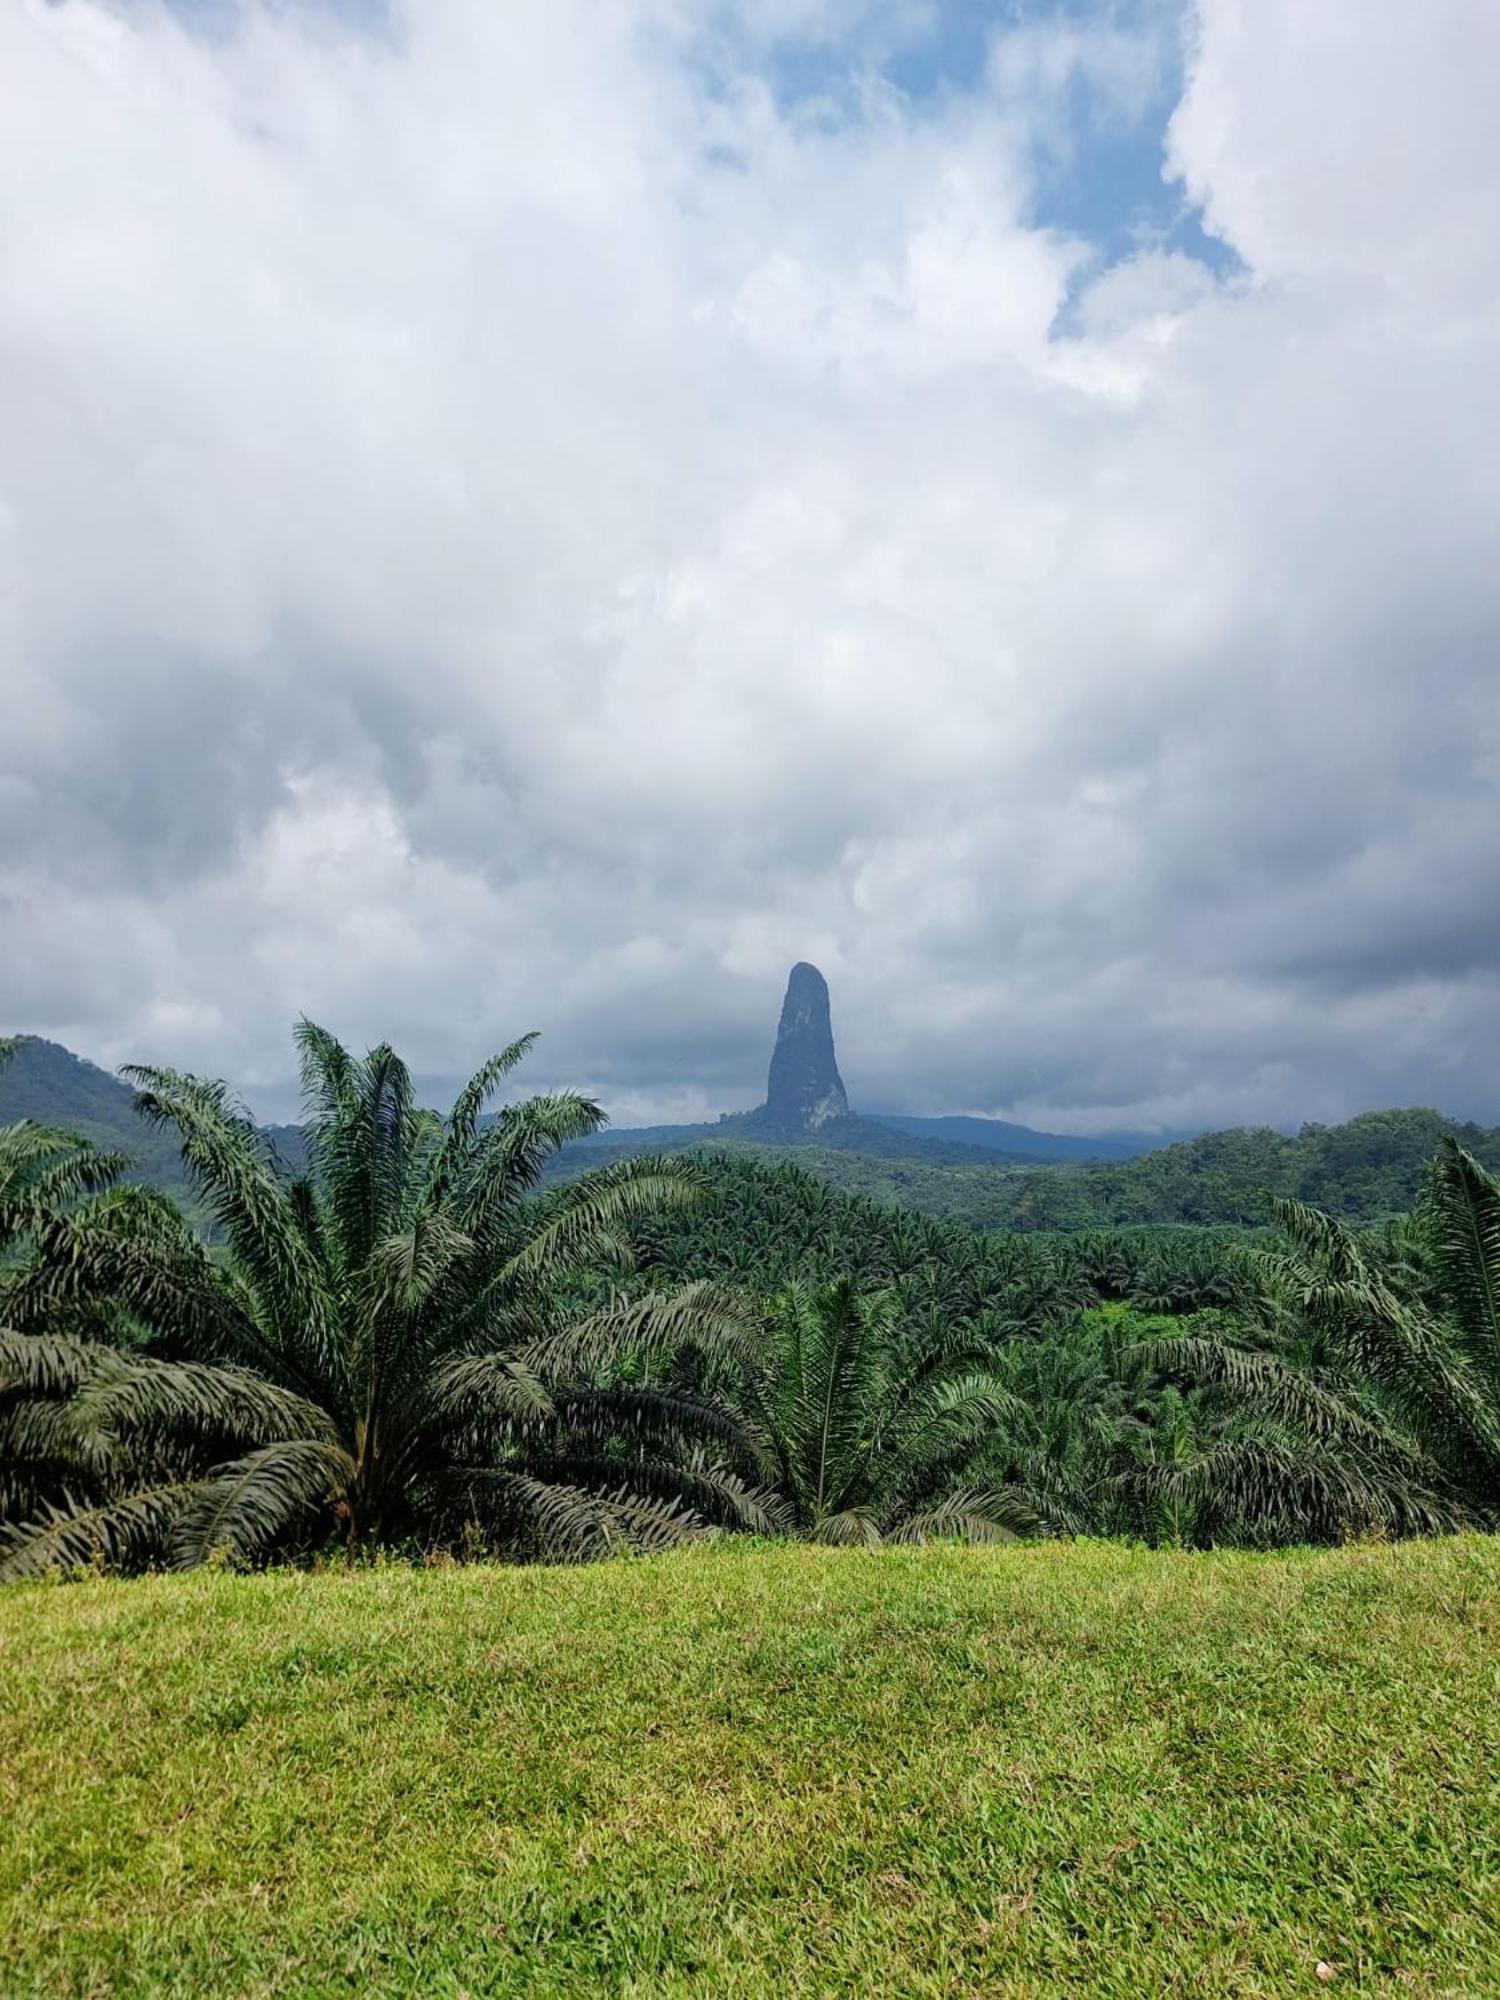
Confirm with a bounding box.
[1168,0,1500,302]
[1,0,1497,1130]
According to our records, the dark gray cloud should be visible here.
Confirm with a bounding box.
[1,0,1498,1133]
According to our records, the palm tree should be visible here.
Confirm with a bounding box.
[1,1032,139,1524]
[975,1314,1144,1538]
[0,1023,769,1577]
[1139,1140,1500,1541]
[0,1036,123,1253]
[0,1103,138,1523]
[706,1278,1036,1545]
[2,1121,122,1264]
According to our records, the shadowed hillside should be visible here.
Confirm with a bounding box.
[0,1037,192,1195]
[0,1036,307,1201]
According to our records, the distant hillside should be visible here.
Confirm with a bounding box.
[562,1110,1180,1170]
[556,1107,1500,1231]
[867,1114,1177,1162]
[0,1036,192,1196]
[0,1036,307,1201]
[566,1112,1081,1167]
[715,1110,1040,1166]
[985,1110,1500,1230]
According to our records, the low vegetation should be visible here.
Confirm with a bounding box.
[1148,1152,1500,1539]
[707,1278,1034,1544]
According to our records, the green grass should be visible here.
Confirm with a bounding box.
[3,1540,1499,1997]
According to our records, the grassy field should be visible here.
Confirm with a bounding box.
[3,1540,1498,1998]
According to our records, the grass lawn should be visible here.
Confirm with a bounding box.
[3,1538,1498,1997]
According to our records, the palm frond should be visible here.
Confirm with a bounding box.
[0,1327,124,1399]
[7,1190,269,1367]
[670,1452,789,1535]
[123,1064,343,1395]
[0,1122,126,1228]
[1136,1430,1459,1545]
[172,1440,355,1568]
[1267,1197,1374,1286]
[497,1156,704,1286]
[455,1093,609,1229]
[364,1212,475,1318]
[0,1396,124,1512]
[296,1031,419,1275]
[1426,1141,1500,1374]
[421,1035,541,1202]
[890,1372,1031,1466]
[809,1505,884,1547]
[1319,1294,1500,1494]
[451,1469,702,1562]
[1140,1336,1405,1450]
[78,1354,335,1454]
[0,1485,195,1580]
[543,1387,761,1472]
[428,1352,557,1425]
[285,1177,333,1286]
[889,1485,1036,1545]
[519,1280,763,1381]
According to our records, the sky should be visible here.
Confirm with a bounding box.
[1,0,1498,1133]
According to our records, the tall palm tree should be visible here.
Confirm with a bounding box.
[0,1023,768,1577]
[1140,1141,1500,1540]
[708,1278,1036,1545]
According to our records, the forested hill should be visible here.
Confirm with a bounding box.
[551,1107,1500,1231]
[0,1036,190,1194]
[869,1114,1162,1161]
[983,1110,1500,1228]
[560,1110,1118,1167]
[0,1037,306,1201]
[645,1108,1500,1231]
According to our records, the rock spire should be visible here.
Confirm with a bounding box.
[763,962,849,1131]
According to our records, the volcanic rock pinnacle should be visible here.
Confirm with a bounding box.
[763,962,849,1131]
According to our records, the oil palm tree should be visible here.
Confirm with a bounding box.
[711,1278,1037,1545]
[0,1023,769,1577]
[1138,1141,1500,1540]
[975,1314,1145,1537]
[0,1100,136,1521]
[0,1035,123,1260]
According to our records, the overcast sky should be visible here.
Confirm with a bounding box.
[2,0,1497,1132]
